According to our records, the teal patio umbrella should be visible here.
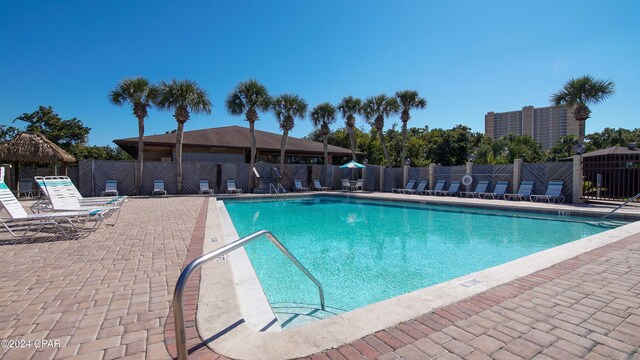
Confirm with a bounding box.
[339,160,366,169]
[340,160,366,181]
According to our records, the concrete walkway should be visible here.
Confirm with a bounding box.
[1,195,639,359]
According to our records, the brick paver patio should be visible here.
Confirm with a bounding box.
[0,197,205,360]
[1,196,639,359]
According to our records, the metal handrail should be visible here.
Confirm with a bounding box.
[172,230,325,360]
[269,183,287,198]
[601,192,640,220]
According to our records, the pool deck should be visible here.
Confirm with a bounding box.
[0,193,639,359]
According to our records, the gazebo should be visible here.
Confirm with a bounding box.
[0,132,76,190]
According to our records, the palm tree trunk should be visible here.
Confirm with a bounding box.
[578,121,585,145]
[323,135,329,185]
[176,122,184,194]
[279,129,289,181]
[401,120,408,164]
[249,121,256,192]
[348,126,357,161]
[136,116,144,196]
[379,129,391,168]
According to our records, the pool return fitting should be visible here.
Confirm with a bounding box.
[172,229,325,360]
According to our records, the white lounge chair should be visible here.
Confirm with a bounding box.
[422,180,445,195]
[459,181,489,198]
[530,180,565,203]
[293,180,310,192]
[405,180,427,194]
[33,176,125,210]
[226,179,242,194]
[392,180,415,194]
[504,181,534,201]
[0,174,104,239]
[102,179,119,197]
[199,180,213,194]
[42,177,122,226]
[312,179,329,191]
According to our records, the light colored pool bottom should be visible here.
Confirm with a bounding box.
[196,195,640,360]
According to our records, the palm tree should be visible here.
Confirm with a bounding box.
[551,75,615,145]
[272,94,308,178]
[311,103,337,183]
[396,90,427,163]
[337,96,362,161]
[362,95,399,167]
[109,77,158,195]
[225,80,271,191]
[156,79,211,193]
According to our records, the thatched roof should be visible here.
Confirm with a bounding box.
[0,132,76,163]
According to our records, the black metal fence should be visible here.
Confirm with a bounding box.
[583,153,640,202]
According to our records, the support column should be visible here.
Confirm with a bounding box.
[428,163,436,190]
[572,155,583,204]
[513,158,522,193]
[403,164,409,188]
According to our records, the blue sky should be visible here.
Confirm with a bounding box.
[1,1,638,147]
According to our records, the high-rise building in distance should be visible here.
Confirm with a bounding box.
[484,105,580,150]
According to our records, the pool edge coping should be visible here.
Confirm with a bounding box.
[196,194,640,360]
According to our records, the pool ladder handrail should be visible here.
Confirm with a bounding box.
[600,192,640,220]
[172,229,325,360]
[269,182,287,198]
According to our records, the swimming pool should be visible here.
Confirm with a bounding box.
[224,196,621,327]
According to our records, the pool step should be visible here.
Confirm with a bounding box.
[270,302,344,329]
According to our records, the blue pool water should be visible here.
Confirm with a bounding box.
[224,196,619,322]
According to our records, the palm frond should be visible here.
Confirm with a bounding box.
[310,102,336,130]
[551,75,615,107]
[225,79,271,119]
[272,93,307,131]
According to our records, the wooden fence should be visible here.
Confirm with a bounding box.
[2,159,575,202]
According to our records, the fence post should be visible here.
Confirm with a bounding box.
[91,160,95,197]
[513,158,522,192]
[572,155,583,204]
[428,163,436,190]
[465,161,473,192]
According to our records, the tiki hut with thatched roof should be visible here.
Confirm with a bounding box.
[0,132,76,190]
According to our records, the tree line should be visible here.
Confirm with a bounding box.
[2,75,616,194]
[306,125,640,167]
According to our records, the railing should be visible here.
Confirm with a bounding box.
[269,183,287,198]
[601,192,640,220]
[172,230,325,360]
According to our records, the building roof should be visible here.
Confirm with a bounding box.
[562,146,640,160]
[581,146,639,158]
[113,125,359,155]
